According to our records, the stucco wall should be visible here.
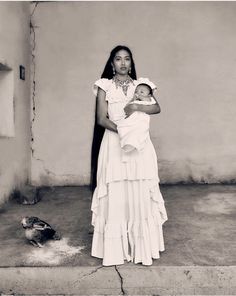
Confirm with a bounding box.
[0,2,31,204]
[31,2,236,185]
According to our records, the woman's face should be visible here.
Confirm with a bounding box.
[112,49,131,76]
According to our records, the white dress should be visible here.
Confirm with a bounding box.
[91,77,168,266]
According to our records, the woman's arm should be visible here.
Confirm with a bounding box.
[96,87,118,133]
[124,93,161,117]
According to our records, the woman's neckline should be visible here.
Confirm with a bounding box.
[112,75,134,96]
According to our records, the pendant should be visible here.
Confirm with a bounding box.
[122,85,128,96]
[113,75,133,96]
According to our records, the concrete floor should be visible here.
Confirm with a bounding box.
[0,185,236,295]
[0,184,235,267]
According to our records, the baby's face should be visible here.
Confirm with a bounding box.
[135,85,151,99]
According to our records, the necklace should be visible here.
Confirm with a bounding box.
[113,75,133,96]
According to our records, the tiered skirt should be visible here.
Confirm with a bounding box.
[91,129,167,266]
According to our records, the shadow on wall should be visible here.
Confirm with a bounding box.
[0,62,14,137]
[158,158,236,184]
[0,163,28,207]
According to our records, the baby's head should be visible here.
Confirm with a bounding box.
[134,83,153,101]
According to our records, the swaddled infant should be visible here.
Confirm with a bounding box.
[117,82,156,159]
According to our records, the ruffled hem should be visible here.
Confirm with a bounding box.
[106,159,159,183]
[91,127,167,266]
[92,219,164,266]
[91,179,167,226]
[96,129,160,184]
[92,216,166,263]
[91,179,168,266]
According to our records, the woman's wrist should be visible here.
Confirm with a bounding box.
[134,103,140,112]
[136,103,160,114]
[101,117,117,133]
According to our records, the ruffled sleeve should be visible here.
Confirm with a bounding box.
[93,78,110,97]
[137,77,157,92]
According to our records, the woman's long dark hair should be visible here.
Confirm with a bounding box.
[101,45,137,80]
[90,45,137,192]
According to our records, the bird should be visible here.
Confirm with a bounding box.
[21,216,60,247]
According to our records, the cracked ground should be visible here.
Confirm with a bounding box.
[0,185,236,267]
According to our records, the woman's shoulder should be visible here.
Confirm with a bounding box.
[94,78,113,86]
[93,78,113,96]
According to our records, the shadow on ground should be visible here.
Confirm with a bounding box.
[0,185,235,267]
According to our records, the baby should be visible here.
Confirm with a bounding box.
[130,83,154,104]
[117,81,156,160]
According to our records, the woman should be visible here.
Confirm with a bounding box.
[91,45,167,266]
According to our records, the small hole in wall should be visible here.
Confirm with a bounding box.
[19,65,25,80]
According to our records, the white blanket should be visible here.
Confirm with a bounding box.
[117,98,156,161]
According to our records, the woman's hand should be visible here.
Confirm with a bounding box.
[124,103,138,118]
[124,100,161,117]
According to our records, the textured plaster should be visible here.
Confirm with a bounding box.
[30,2,38,159]
[0,2,31,204]
[30,2,236,185]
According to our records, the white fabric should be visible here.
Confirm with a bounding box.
[91,77,167,266]
[132,97,156,105]
[117,98,156,158]
[118,112,150,159]
[136,77,157,92]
